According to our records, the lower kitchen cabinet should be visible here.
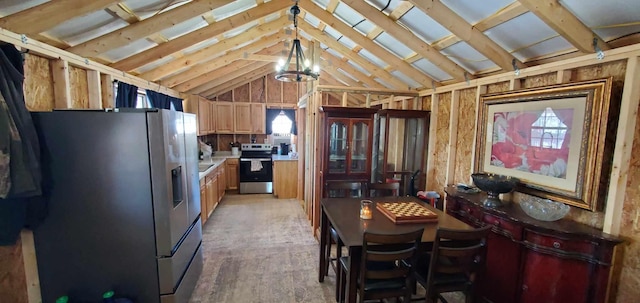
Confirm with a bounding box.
[200,179,207,225]
[273,159,298,199]
[217,164,226,202]
[226,158,239,190]
[445,187,622,303]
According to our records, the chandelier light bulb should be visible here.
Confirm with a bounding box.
[313,65,320,73]
[304,59,310,68]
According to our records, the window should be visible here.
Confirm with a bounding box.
[530,107,568,149]
[272,112,293,134]
[113,82,152,108]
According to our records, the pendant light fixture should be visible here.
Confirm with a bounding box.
[275,1,319,82]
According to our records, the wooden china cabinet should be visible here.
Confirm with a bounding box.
[319,107,377,197]
[445,187,623,303]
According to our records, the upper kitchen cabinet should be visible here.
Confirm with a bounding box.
[319,107,377,186]
[185,95,213,135]
[234,103,266,134]
[215,102,234,133]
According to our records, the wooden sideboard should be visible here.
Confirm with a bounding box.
[445,187,622,303]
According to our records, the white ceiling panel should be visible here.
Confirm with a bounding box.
[441,41,496,73]
[374,77,395,89]
[514,36,574,62]
[374,32,413,58]
[358,48,388,68]
[561,0,640,42]
[0,0,47,16]
[338,68,359,82]
[390,70,422,89]
[440,0,515,24]
[181,38,219,55]
[102,39,157,62]
[213,0,256,21]
[135,55,177,74]
[44,10,128,46]
[303,13,321,28]
[484,12,558,52]
[347,60,371,76]
[412,59,452,82]
[311,0,329,10]
[160,16,208,40]
[365,0,403,15]
[398,8,451,43]
[223,21,259,38]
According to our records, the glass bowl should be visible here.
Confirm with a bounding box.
[519,197,570,221]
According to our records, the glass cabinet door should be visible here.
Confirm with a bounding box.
[350,120,370,174]
[328,119,348,174]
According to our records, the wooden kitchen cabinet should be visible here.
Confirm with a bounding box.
[217,164,226,202]
[234,103,251,133]
[250,103,266,134]
[208,101,216,132]
[185,95,212,135]
[226,158,239,190]
[216,102,234,133]
[200,179,207,225]
[205,173,216,218]
[445,188,623,303]
[273,159,298,199]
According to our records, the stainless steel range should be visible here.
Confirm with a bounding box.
[239,143,273,194]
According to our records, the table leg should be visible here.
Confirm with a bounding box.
[318,206,328,282]
[346,246,361,303]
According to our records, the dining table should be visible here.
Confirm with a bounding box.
[318,195,474,303]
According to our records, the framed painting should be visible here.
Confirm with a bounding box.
[474,78,618,211]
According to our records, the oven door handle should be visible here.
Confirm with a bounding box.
[240,158,272,162]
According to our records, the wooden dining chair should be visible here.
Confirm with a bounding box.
[413,225,492,303]
[368,181,401,197]
[337,228,424,303]
[323,181,366,300]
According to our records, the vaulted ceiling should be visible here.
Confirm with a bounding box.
[1,0,639,100]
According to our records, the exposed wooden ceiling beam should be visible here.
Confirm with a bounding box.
[408,0,525,70]
[67,0,231,57]
[316,85,418,97]
[190,61,272,94]
[203,64,274,98]
[181,44,282,93]
[105,3,173,53]
[320,49,382,88]
[141,16,289,82]
[340,0,469,82]
[321,59,366,87]
[326,0,340,14]
[298,22,407,89]
[159,31,285,88]
[517,0,610,53]
[364,2,412,40]
[110,1,288,71]
[300,0,435,88]
[0,0,118,35]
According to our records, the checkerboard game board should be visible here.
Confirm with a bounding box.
[376,201,439,224]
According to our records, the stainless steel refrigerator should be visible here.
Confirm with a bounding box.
[31,109,202,303]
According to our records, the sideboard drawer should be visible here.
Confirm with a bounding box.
[483,213,523,241]
[523,229,605,263]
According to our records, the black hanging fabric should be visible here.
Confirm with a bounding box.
[281,109,297,135]
[115,81,138,108]
[0,43,44,245]
[265,108,281,134]
[146,89,183,111]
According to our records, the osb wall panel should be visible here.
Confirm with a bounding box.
[250,77,265,103]
[574,60,627,82]
[23,54,54,111]
[522,72,557,88]
[486,81,510,94]
[453,88,477,185]
[616,101,640,303]
[218,134,235,151]
[0,237,28,303]
[217,91,232,102]
[233,83,250,102]
[430,92,451,195]
[266,72,282,103]
[325,93,340,106]
[69,66,88,109]
[283,82,298,104]
[422,95,431,111]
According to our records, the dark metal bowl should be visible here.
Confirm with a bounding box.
[471,173,519,207]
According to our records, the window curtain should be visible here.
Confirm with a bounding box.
[265,108,280,134]
[115,81,138,108]
[0,43,45,245]
[146,90,183,111]
[266,109,297,134]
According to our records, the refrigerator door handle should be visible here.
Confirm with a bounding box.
[171,166,184,207]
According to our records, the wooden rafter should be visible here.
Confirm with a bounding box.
[105,3,172,51]
[141,16,290,82]
[110,1,288,71]
[158,31,286,88]
[518,0,610,53]
[320,49,382,88]
[0,0,118,35]
[298,22,407,89]
[191,61,272,94]
[300,0,435,88]
[67,0,231,57]
[408,0,525,70]
[202,64,274,98]
[340,0,469,82]
[316,85,418,97]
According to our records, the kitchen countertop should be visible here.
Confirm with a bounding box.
[198,152,240,180]
[272,154,298,161]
